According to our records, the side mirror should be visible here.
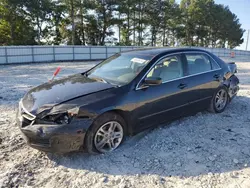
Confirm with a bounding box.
[144,77,162,86]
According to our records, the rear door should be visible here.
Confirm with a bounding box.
[183,52,222,109]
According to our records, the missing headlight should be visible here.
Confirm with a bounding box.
[44,113,72,124]
[57,114,71,124]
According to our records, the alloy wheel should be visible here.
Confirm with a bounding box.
[94,121,123,153]
[215,89,228,111]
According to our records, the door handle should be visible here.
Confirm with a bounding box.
[178,83,187,89]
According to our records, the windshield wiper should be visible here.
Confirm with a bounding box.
[85,74,118,86]
[83,72,89,77]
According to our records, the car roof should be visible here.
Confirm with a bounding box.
[122,47,209,57]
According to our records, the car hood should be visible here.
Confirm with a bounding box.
[21,74,114,115]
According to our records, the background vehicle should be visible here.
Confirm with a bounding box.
[16,48,240,154]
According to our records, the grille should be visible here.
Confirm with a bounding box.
[21,117,33,128]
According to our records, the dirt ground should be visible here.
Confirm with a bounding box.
[0,61,250,188]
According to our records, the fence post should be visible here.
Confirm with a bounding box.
[31,46,34,63]
[90,46,92,60]
[5,46,8,64]
[53,46,56,62]
[73,46,75,61]
[106,46,108,58]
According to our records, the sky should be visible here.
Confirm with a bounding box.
[176,0,250,50]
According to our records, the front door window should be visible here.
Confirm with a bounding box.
[146,55,184,83]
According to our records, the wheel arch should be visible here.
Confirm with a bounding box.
[104,109,134,135]
[86,107,135,136]
[218,84,230,97]
[222,81,230,90]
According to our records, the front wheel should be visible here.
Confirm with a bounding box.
[208,87,229,113]
[84,112,126,154]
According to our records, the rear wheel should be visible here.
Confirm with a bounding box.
[85,112,126,154]
[208,86,229,113]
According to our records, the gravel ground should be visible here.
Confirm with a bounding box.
[0,61,250,188]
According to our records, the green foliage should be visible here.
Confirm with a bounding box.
[0,0,245,48]
[24,0,54,44]
[0,0,37,45]
[178,0,245,48]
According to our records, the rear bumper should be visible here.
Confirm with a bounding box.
[17,114,93,153]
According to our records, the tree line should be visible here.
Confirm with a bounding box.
[0,0,245,49]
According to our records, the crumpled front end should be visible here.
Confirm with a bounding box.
[16,101,93,153]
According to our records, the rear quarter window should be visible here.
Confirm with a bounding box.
[210,57,221,70]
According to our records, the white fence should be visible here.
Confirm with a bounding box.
[191,47,250,62]
[0,46,250,64]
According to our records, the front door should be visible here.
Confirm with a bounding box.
[131,54,199,132]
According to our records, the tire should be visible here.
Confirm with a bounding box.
[84,112,126,154]
[208,86,229,113]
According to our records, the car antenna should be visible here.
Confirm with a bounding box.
[49,67,61,82]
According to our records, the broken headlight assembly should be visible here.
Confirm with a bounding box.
[43,112,73,124]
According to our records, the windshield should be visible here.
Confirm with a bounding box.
[87,53,153,85]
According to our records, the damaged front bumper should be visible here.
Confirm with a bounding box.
[16,106,93,153]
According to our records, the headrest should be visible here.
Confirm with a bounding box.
[168,61,178,68]
[194,58,206,65]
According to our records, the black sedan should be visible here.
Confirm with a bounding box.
[16,48,239,153]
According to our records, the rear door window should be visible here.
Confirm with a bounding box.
[185,53,221,76]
